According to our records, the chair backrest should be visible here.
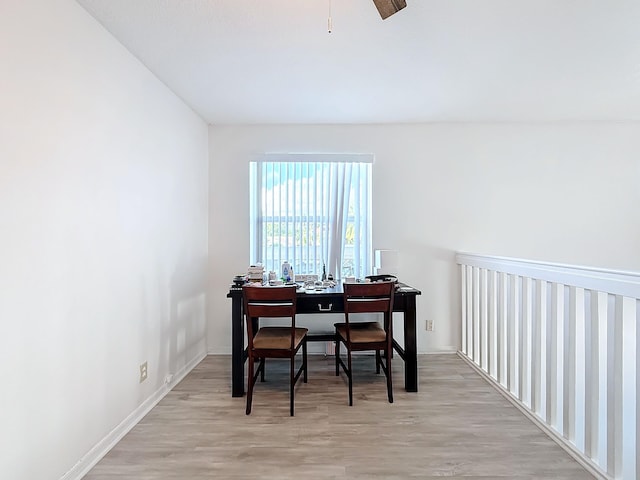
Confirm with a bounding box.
[343,281,395,329]
[243,285,298,348]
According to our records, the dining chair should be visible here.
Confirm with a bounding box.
[243,284,308,416]
[335,281,395,406]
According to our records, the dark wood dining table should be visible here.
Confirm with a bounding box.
[227,281,422,397]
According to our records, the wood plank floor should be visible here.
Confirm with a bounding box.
[84,354,594,479]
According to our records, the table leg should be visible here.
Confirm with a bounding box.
[231,295,244,397]
[404,296,418,392]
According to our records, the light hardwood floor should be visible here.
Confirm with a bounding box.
[84,354,594,479]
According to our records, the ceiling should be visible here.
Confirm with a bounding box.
[76,0,640,125]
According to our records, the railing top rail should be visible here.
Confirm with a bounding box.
[456,252,640,299]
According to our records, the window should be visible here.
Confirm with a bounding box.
[250,153,372,280]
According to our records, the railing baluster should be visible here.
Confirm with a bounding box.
[498,272,508,387]
[607,293,617,477]
[584,289,594,459]
[574,287,587,453]
[594,291,608,471]
[613,295,624,477]
[564,285,573,442]
[544,280,554,425]
[489,270,498,379]
[621,296,637,480]
[525,276,532,404]
[551,282,565,435]
[466,265,473,357]
[534,279,547,419]
[517,275,523,400]
[461,264,468,356]
[508,274,520,396]
[480,268,488,371]
[473,266,480,366]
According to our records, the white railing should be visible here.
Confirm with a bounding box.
[457,253,639,480]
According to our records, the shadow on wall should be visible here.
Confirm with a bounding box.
[164,256,208,381]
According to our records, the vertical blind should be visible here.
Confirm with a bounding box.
[250,154,372,280]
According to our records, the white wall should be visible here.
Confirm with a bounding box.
[208,123,640,355]
[0,1,208,479]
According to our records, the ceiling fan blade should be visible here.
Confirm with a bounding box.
[372,0,407,20]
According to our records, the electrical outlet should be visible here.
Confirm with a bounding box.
[426,320,434,331]
[139,361,148,383]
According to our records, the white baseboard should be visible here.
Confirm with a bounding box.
[60,351,207,480]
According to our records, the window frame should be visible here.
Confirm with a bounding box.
[250,153,373,280]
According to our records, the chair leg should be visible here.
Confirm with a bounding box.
[290,355,295,416]
[246,354,255,415]
[260,358,265,382]
[376,350,381,374]
[335,336,340,376]
[303,339,308,383]
[347,349,353,406]
[386,348,393,404]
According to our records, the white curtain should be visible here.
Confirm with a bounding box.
[325,162,347,277]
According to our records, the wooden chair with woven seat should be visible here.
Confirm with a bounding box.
[334,281,395,406]
[243,284,308,416]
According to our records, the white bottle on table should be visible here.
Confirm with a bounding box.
[282,261,292,282]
